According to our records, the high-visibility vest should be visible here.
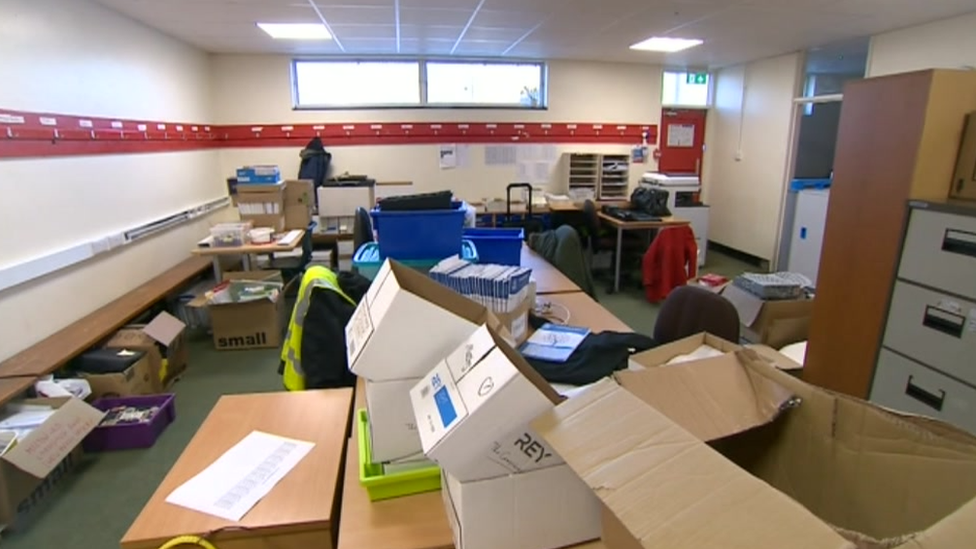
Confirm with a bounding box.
[281,266,355,391]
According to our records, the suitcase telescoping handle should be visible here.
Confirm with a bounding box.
[507,182,533,217]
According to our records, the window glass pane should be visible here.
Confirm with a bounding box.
[294,61,420,107]
[661,71,709,106]
[802,37,868,97]
[427,62,545,107]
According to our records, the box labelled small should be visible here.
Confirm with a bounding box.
[83,394,176,452]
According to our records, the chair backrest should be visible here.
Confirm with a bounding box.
[653,285,740,345]
[353,207,374,251]
[582,200,600,253]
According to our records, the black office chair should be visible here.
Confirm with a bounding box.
[353,207,374,252]
[653,285,740,345]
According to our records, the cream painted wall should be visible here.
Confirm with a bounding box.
[212,56,662,201]
[868,12,976,76]
[701,53,801,262]
[0,0,225,361]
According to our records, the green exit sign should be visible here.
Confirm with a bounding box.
[686,73,708,85]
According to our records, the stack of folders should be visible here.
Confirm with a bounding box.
[430,257,533,314]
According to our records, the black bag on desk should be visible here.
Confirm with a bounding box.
[630,187,672,218]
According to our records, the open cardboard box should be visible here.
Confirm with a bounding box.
[723,284,814,349]
[630,332,803,373]
[532,350,976,549]
[104,311,188,390]
[0,398,104,529]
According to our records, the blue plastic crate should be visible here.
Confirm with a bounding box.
[353,240,479,280]
[463,228,523,266]
[370,203,466,260]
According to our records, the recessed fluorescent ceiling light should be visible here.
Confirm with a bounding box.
[630,37,703,52]
[257,23,331,40]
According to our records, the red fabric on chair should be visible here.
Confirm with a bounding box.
[642,225,698,303]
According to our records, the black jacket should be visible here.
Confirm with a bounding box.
[298,272,370,389]
[298,137,332,190]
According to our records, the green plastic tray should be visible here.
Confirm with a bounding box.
[357,408,441,501]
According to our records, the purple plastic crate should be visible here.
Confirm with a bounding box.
[83,394,176,452]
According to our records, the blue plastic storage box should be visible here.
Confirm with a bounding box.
[370,202,466,260]
[237,165,282,184]
[353,240,478,280]
[462,228,523,266]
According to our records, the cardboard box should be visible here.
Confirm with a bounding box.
[207,271,287,350]
[346,259,499,381]
[442,465,601,549]
[0,398,104,529]
[629,332,740,369]
[238,183,286,231]
[722,284,814,348]
[493,282,535,346]
[533,350,976,549]
[365,378,426,463]
[411,325,564,482]
[236,165,281,184]
[79,353,156,399]
[104,312,188,390]
[284,180,314,230]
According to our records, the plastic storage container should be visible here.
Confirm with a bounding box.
[462,228,524,266]
[83,394,176,452]
[210,221,253,247]
[370,202,466,260]
[353,240,479,280]
[357,409,440,501]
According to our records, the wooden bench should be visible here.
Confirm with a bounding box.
[0,256,212,399]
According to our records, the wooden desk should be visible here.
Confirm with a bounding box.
[192,230,305,280]
[596,213,690,293]
[311,231,354,269]
[521,245,581,295]
[338,377,606,549]
[122,389,353,549]
[539,292,633,333]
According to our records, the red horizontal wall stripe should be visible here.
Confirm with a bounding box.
[0,108,658,159]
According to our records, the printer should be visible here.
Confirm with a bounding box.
[640,172,709,267]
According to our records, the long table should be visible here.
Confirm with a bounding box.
[337,290,628,549]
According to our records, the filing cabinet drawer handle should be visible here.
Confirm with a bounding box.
[905,375,946,412]
[922,306,965,338]
[942,229,976,259]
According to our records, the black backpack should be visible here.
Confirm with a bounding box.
[298,137,333,190]
[630,187,672,217]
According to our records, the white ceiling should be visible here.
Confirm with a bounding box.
[94,0,976,68]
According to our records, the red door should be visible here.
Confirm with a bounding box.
[658,108,707,175]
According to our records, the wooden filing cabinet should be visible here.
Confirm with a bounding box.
[804,69,976,398]
[951,111,976,200]
[870,201,976,434]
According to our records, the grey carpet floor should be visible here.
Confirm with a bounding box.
[3,250,751,549]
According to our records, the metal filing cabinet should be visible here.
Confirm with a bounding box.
[871,201,976,434]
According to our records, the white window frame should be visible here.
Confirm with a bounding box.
[661,70,712,108]
[292,58,548,110]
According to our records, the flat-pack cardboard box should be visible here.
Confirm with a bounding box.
[207,271,287,350]
[493,282,535,346]
[533,350,976,549]
[442,464,600,549]
[0,398,104,529]
[284,180,314,230]
[365,377,426,463]
[722,284,814,349]
[411,325,564,482]
[79,352,156,399]
[104,312,188,390]
[346,260,500,381]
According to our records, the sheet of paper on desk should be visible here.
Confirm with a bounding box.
[165,431,314,522]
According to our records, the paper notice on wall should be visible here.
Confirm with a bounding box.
[456,144,472,169]
[485,145,517,166]
[667,124,695,148]
[533,161,552,183]
[439,144,458,169]
[517,162,531,181]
